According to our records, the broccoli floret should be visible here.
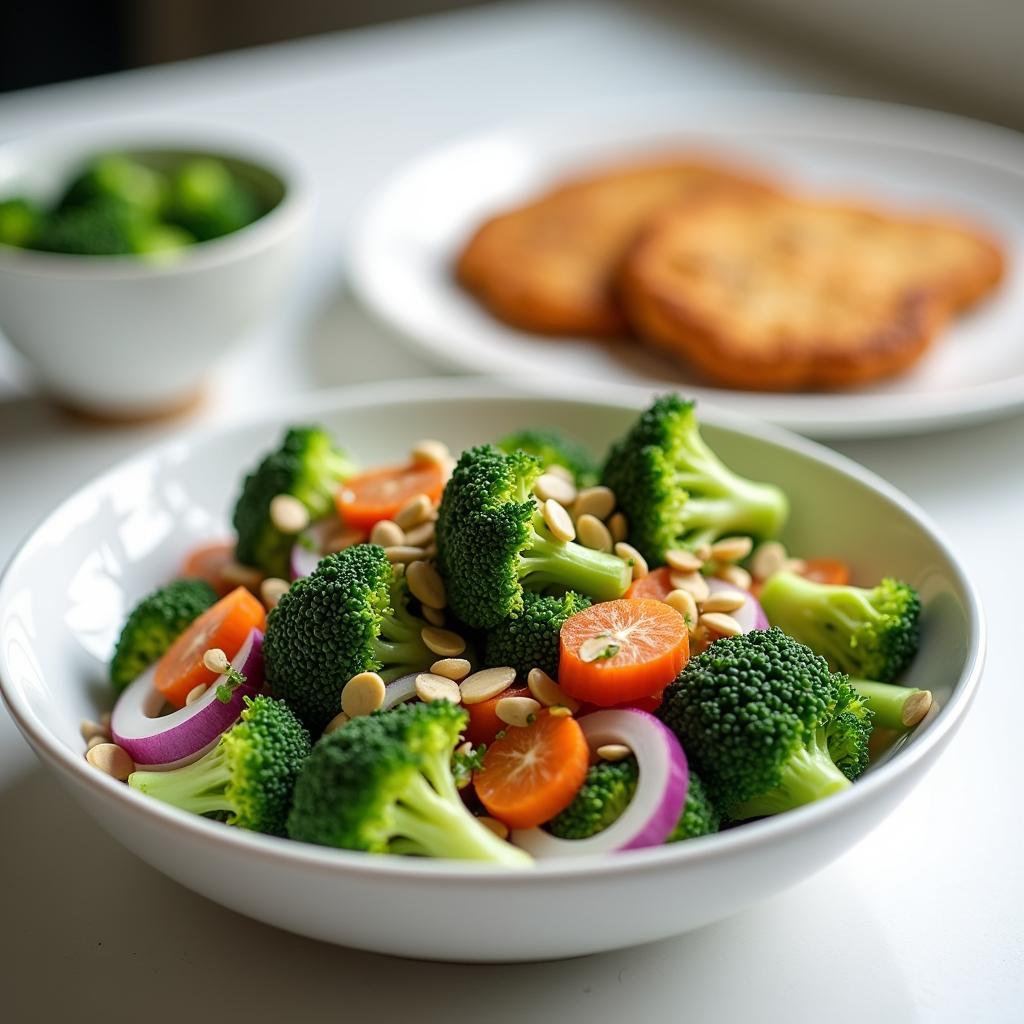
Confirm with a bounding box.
[31,202,144,256]
[657,628,868,820]
[436,445,632,628]
[545,755,720,842]
[109,578,218,692]
[483,589,591,677]
[232,425,357,579]
[759,571,921,683]
[601,395,788,563]
[166,158,261,241]
[287,700,532,866]
[0,198,42,247]
[826,680,874,781]
[264,545,433,733]
[496,428,599,487]
[57,154,169,219]
[128,695,311,836]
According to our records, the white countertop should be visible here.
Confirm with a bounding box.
[0,3,1020,1020]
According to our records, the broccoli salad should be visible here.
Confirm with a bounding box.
[82,395,929,866]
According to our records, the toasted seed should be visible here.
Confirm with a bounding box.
[80,718,108,742]
[395,494,433,530]
[716,564,752,591]
[495,696,541,727]
[542,498,576,542]
[341,671,386,717]
[902,690,933,727]
[324,711,350,735]
[527,667,580,712]
[455,741,474,758]
[86,734,109,750]
[185,683,208,706]
[403,520,436,548]
[578,633,620,663]
[410,438,450,466]
[695,543,712,562]
[461,666,517,704]
[415,672,462,704]
[86,742,134,781]
[781,557,807,575]
[407,560,446,609]
[577,513,613,553]
[750,540,787,581]
[422,604,445,627]
[614,541,648,580]
[710,536,754,563]
[370,519,405,547]
[691,624,711,654]
[260,576,290,610]
[665,588,699,628]
[701,590,746,614]
[478,816,509,839]
[421,626,466,657]
[546,464,575,483]
[670,570,710,603]
[202,648,230,674]
[269,494,309,535]
[221,561,264,590]
[430,658,471,681]
[383,545,427,564]
[534,472,577,507]
[597,743,631,762]
[608,512,628,543]
[548,705,573,718]
[665,548,703,572]
[574,486,615,522]
[700,612,743,637]
[100,711,112,730]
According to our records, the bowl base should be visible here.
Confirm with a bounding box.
[53,384,207,425]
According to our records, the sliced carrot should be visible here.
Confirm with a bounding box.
[180,540,237,596]
[154,587,266,709]
[559,599,688,706]
[626,566,674,601]
[334,462,444,530]
[474,710,589,829]
[463,686,530,747]
[801,557,851,586]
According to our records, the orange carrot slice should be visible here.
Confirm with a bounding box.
[801,558,851,586]
[334,462,444,530]
[463,686,530,747]
[626,566,674,601]
[180,540,237,596]
[154,587,266,709]
[474,710,589,829]
[559,599,688,706]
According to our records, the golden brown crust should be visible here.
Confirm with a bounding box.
[455,158,775,336]
[618,193,1003,390]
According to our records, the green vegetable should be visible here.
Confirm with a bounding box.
[263,544,433,733]
[232,425,356,579]
[436,444,631,629]
[166,158,260,241]
[58,154,169,219]
[109,578,218,692]
[601,395,789,563]
[287,700,532,865]
[0,198,42,247]
[128,695,311,836]
[544,756,720,841]
[849,679,932,731]
[31,202,144,256]
[657,628,872,820]
[759,571,920,683]
[483,589,591,678]
[496,428,599,487]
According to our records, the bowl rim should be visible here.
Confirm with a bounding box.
[0,376,986,883]
[0,122,311,280]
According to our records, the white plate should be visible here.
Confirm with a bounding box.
[0,379,984,960]
[349,94,1024,439]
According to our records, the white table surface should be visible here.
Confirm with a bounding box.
[0,3,1020,1020]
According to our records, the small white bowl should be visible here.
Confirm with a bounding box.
[0,128,310,418]
[0,379,984,961]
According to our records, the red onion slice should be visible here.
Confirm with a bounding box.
[706,576,768,632]
[290,519,341,579]
[382,672,420,711]
[110,629,264,770]
[511,708,688,857]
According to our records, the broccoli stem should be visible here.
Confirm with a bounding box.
[389,771,531,866]
[371,581,433,680]
[519,517,631,602]
[850,679,932,730]
[729,728,850,819]
[129,744,232,816]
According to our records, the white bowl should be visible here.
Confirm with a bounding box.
[0,379,984,961]
[0,128,310,418]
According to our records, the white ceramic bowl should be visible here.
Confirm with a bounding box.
[0,128,309,417]
[0,379,983,961]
